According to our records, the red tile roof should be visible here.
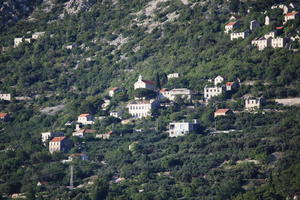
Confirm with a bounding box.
[276,26,284,30]
[285,11,299,16]
[226,21,237,26]
[85,129,97,133]
[110,87,119,91]
[0,113,8,118]
[79,113,90,117]
[50,136,66,142]
[226,82,234,86]
[215,109,230,114]
[142,80,155,85]
[106,131,113,135]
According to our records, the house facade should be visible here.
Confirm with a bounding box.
[127,99,159,118]
[230,30,250,40]
[0,93,12,101]
[159,88,193,101]
[250,20,260,31]
[214,109,233,117]
[168,120,199,137]
[14,38,32,48]
[284,11,300,23]
[251,37,272,50]
[32,32,45,39]
[110,110,123,118]
[226,81,238,91]
[134,75,155,90]
[271,37,288,48]
[0,113,9,121]
[214,76,224,86]
[224,21,239,33]
[95,131,113,139]
[167,73,179,79]
[109,87,121,97]
[77,114,94,125]
[72,129,97,138]
[41,131,64,143]
[264,31,277,39]
[49,137,72,154]
[204,86,224,101]
[245,97,262,110]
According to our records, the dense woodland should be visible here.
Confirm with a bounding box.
[0,0,300,199]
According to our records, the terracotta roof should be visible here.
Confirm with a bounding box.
[50,136,66,142]
[226,21,237,26]
[85,129,97,133]
[0,113,8,118]
[110,87,119,91]
[276,26,284,30]
[215,109,230,114]
[285,11,299,16]
[226,82,234,86]
[79,113,90,117]
[142,80,155,85]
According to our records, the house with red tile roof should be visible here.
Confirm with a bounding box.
[284,11,300,23]
[226,81,239,91]
[109,87,121,97]
[224,21,240,33]
[77,113,94,125]
[0,113,9,121]
[214,109,233,117]
[134,75,156,90]
[49,136,72,154]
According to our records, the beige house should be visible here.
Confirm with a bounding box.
[49,137,72,154]
[14,38,32,48]
[214,109,233,117]
[271,37,288,48]
[251,37,272,50]
[167,73,179,79]
[204,86,224,101]
[230,30,250,40]
[77,113,94,125]
[224,21,239,33]
[245,97,262,110]
[127,99,159,118]
[168,120,199,137]
[0,93,12,101]
[159,88,193,101]
[134,75,155,90]
[284,11,300,23]
[41,131,64,144]
[32,32,45,39]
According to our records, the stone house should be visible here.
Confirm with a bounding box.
[245,97,263,110]
[127,99,159,119]
[49,137,72,154]
[77,113,94,125]
[41,131,64,144]
[224,21,240,33]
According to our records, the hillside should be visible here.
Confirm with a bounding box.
[0,0,300,199]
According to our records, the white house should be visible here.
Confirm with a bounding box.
[77,114,94,125]
[230,30,250,40]
[271,37,288,48]
[225,82,238,91]
[251,37,272,50]
[214,76,224,86]
[110,110,123,118]
[250,20,260,31]
[41,131,64,144]
[159,88,193,101]
[108,87,121,97]
[0,93,12,101]
[271,4,289,14]
[284,11,300,23]
[102,99,111,110]
[245,97,263,110]
[224,21,240,33]
[264,31,277,39]
[134,75,156,90]
[127,99,159,119]
[14,38,32,48]
[265,16,270,25]
[72,129,97,138]
[167,73,179,80]
[32,32,45,39]
[204,86,224,101]
[168,120,199,137]
[49,137,72,154]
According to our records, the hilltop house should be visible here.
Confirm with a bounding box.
[134,75,155,90]
[214,109,233,117]
[245,97,263,110]
[230,30,250,40]
[159,88,193,101]
[214,76,224,86]
[41,131,64,144]
[0,93,12,101]
[77,113,94,125]
[250,20,260,31]
[109,87,121,97]
[204,86,224,101]
[284,11,300,23]
[127,99,159,118]
[14,38,32,48]
[251,37,272,50]
[168,120,199,137]
[167,73,179,79]
[49,137,72,154]
[72,129,97,138]
[95,131,113,139]
[32,32,45,39]
[224,21,240,33]
[0,113,9,121]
